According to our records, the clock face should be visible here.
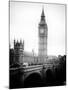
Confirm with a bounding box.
[40,29,44,34]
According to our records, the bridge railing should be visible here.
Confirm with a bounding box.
[10,64,43,71]
[10,63,60,71]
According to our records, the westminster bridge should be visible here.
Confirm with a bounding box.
[9,61,66,89]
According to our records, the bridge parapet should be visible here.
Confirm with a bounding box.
[10,65,43,75]
[20,65,43,73]
[10,63,59,76]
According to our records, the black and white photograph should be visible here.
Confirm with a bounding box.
[9,1,66,89]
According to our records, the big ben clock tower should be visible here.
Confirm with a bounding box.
[38,8,48,63]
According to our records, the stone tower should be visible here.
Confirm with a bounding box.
[38,8,48,63]
[14,39,24,64]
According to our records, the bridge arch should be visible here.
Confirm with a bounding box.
[24,71,42,80]
[24,72,43,87]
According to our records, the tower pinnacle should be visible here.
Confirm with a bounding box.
[41,7,45,17]
[39,7,46,25]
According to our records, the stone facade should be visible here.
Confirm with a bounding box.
[14,39,24,64]
[38,8,48,63]
[10,40,39,65]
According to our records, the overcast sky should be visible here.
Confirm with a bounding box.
[10,1,65,56]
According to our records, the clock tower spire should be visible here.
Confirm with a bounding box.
[38,7,48,63]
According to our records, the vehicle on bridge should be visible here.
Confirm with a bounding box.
[22,62,28,67]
